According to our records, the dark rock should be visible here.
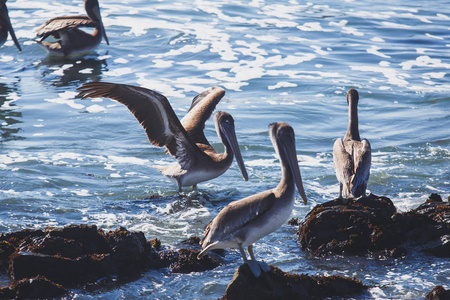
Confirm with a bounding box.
[1,224,158,289]
[157,248,220,273]
[0,276,68,299]
[221,264,365,300]
[426,193,443,203]
[425,235,450,257]
[47,224,110,254]
[10,250,113,285]
[426,285,450,300]
[299,194,397,256]
[288,218,299,226]
[21,235,93,259]
[299,194,450,257]
[0,240,16,271]
[180,236,201,246]
[104,227,152,277]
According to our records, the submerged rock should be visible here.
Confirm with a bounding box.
[221,264,365,300]
[299,193,450,257]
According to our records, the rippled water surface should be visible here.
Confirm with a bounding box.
[1,0,449,298]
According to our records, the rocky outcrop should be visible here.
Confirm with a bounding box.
[0,225,219,297]
[299,193,450,257]
[221,264,365,300]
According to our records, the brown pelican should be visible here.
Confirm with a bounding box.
[35,0,109,56]
[77,82,249,191]
[198,122,307,277]
[333,89,371,199]
[0,0,21,51]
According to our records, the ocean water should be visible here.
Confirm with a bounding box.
[1,0,449,298]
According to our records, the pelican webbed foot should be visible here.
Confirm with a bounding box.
[239,244,270,277]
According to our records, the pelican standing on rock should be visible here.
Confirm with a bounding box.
[77,82,248,191]
[333,89,371,199]
[198,122,307,277]
[35,0,109,56]
[0,0,21,51]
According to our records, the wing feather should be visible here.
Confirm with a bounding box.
[36,16,95,38]
[201,190,275,247]
[180,87,225,145]
[333,138,353,195]
[351,138,371,196]
[76,82,201,169]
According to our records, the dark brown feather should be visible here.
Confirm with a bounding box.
[76,82,200,167]
[180,87,224,145]
[35,16,95,37]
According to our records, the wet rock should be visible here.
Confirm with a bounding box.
[426,286,450,300]
[299,194,397,256]
[10,249,113,285]
[157,248,220,273]
[288,217,299,226]
[104,227,152,277]
[221,264,365,300]
[2,224,157,288]
[1,224,223,297]
[0,276,68,299]
[299,193,450,257]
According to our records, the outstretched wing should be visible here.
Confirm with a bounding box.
[36,16,95,39]
[180,87,225,145]
[76,82,202,169]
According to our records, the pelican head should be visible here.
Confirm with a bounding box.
[269,122,307,204]
[214,111,248,181]
[85,0,109,45]
[347,88,359,105]
[0,0,21,51]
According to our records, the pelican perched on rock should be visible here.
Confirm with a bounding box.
[198,122,307,277]
[35,0,109,56]
[0,0,21,51]
[77,82,248,191]
[333,89,371,199]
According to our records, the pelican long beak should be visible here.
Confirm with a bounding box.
[279,133,307,205]
[92,6,109,45]
[222,122,249,181]
[1,6,21,51]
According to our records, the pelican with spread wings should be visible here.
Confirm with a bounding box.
[77,82,249,191]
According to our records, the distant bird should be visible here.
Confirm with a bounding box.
[198,122,307,277]
[35,0,109,56]
[333,89,371,199]
[77,82,249,191]
[0,0,21,51]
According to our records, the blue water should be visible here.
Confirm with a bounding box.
[1,0,449,298]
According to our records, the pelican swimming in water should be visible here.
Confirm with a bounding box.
[198,122,307,277]
[0,0,21,51]
[77,82,248,191]
[35,0,109,56]
[333,88,371,199]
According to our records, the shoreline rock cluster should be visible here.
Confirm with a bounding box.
[298,193,450,258]
[0,193,448,298]
[0,225,220,298]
